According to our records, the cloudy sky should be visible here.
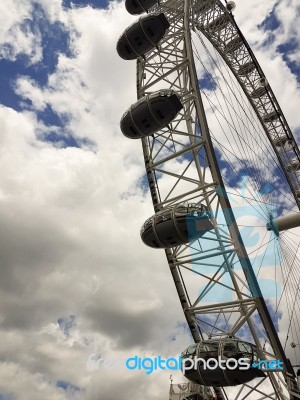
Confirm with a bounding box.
[0,0,299,399]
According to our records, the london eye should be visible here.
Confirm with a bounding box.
[116,0,300,399]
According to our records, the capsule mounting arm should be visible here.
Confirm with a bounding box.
[267,212,300,236]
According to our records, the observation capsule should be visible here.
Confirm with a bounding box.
[263,111,279,124]
[251,86,267,99]
[116,13,169,60]
[238,61,255,77]
[120,89,183,139]
[194,0,212,14]
[224,36,243,54]
[140,203,214,249]
[125,0,158,15]
[226,1,236,12]
[272,134,293,151]
[259,77,268,87]
[205,14,229,34]
[286,158,300,172]
[182,339,266,387]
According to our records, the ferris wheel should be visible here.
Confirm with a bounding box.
[116,0,300,399]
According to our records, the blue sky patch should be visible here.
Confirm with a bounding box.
[38,128,95,148]
[0,58,32,111]
[198,72,217,91]
[62,0,110,9]
[0,3,73,119]
[36,106,95,148]
[56,380,81,393]
[258,6,281,32]
[277,40,300,83]
[0,2,97,149]
[175,321,193,338]
[37,105,66,128]
[41,131,87,148]
[58,314,76,336]
[25,3,73,72]
[138,172,150,196]
[0,394,14,400]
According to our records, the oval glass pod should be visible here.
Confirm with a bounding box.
[194,0,211,14]
[181,339,266,387]
[259,77,268,87]
[125,0,158,15]
[224,36,243,54]
[238,61,255,76]
[263,111,279,123]
[251,86,267,99]
[140,203,214,249]
[205,14,229,34]
[120,89,183,139]
[226,1,236,12]
[116,13,169,60]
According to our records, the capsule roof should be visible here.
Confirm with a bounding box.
[120,89,183,139]
[251,86,267,99]
[141,203,214,248]
[238,61,255,76]
[116,13,169,60]
[125,0,158,15]
[224,36,243,53]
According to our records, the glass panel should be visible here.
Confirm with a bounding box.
[252,346,260,362]
[224,340,237,352]
[143,218,152,230]
[155,211,170,224]
[187,344,197,355]
[238,341,252,353]
[200,341,219,352]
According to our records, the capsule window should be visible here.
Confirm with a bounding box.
[238,342,251,353]
[252,348,260,362]
[156,216,165,224]
[131,0,158,13]
[156,109,164,120]
[147,27,155,37]
[124,44,133,54]
[130,126,139,136]
[201,341,219,352]
[134,35,143,46]
[224,341,237,352]
[141,118,151,128]
[187,344,197,355]
[153,98,167,104]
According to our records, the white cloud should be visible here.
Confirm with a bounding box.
[0,0,42,63]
